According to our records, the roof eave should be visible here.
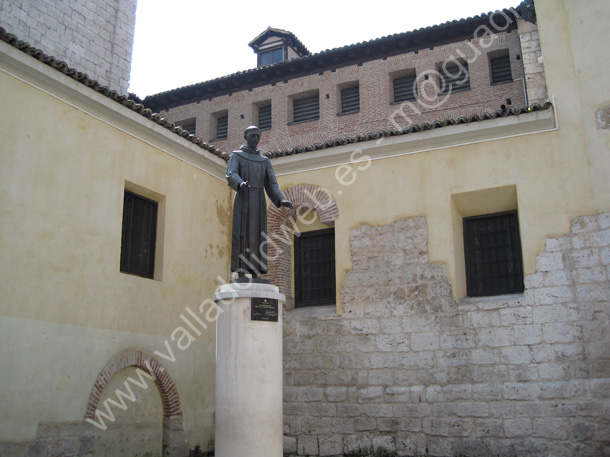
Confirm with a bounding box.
[143,10,520,112]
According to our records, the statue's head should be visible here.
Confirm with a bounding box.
[244,125,261,149]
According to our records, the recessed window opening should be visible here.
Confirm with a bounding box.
[340,85,360,114]
[463,210,524,297]
[216,115,228,139]
[294,228,335,307]
[393,74,417,102]
[120,190,158,279]
[259,104,272,130]
[292,94,319,123]
[260,47,284,66]
[490,54,513,84]
[439,62,470,94]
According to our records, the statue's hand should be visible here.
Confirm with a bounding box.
[239,181,248,190]
[280,200,294,209]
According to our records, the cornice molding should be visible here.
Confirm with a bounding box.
[271,107,557,176]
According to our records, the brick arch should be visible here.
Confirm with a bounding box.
[265,184,339,304]
[85,350,187,456]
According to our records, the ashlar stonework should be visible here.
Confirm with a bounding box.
[283,214,610,457]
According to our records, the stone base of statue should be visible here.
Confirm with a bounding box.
[213,281,285,457]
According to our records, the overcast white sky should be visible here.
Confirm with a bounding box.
[128,0,518,98]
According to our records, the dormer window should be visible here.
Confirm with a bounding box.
[249,27,311,68]
[260,47,284,66]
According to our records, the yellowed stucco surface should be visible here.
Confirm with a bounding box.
[0,53,229,449]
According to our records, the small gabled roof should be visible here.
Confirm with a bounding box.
[248,27,310,57]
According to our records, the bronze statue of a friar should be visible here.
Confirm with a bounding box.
[226,126,293,280]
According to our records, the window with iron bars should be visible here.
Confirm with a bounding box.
[294,228,335,307]
[120,190,158,279]
[463,211,524,297]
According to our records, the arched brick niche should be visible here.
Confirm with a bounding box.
[264,184,339,305]
[84,350,187,456]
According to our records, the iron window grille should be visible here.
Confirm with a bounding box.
[439,63,470,94]
[491,54,513,84]
[259,104,272,130]
[293,95,319,123]
[463,211,524,297]
[393,74,417,102]
[340,85,360,114]
[294,228,335,307]
[216,115,228,139]
[120,190,158,279]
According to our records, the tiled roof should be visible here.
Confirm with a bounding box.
[517,0,537,24]
[264,102,554,159]
[143,1,534,111]
[0,27,228,162]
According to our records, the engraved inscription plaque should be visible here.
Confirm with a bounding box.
[251,297,279,322]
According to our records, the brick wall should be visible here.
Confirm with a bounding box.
[283,214,610,457]
[0,0,137,93]
[161,29,531,154]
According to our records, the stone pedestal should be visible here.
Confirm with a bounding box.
[213,282,285,457]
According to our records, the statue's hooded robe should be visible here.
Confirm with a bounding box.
[226,145,283,275]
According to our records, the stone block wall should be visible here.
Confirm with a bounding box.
[517,18,549,106]
[0,422,93,457]
[283,214,610,457]
[0,0,137,93]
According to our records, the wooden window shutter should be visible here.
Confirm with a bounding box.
[341,85,360,113]
[491,54,513,84]
[393,74,417,102]
[259,105,272,130]
[293,95,319,123]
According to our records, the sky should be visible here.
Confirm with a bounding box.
[128,0,518,98]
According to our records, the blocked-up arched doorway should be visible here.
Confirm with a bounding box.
[84,350,187,457]
[265,184,339,306]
